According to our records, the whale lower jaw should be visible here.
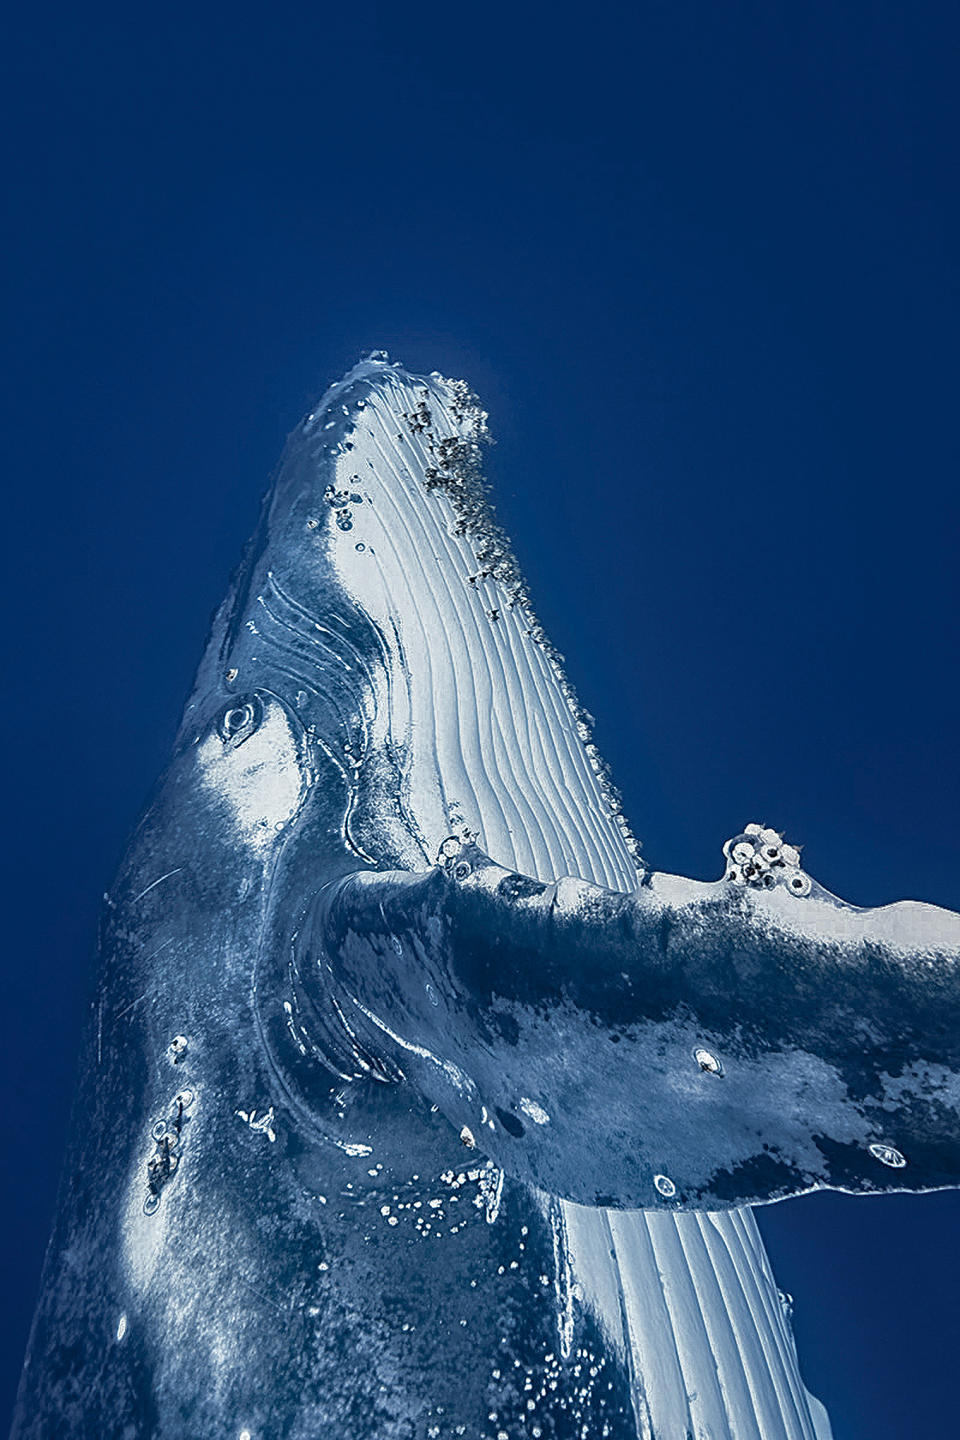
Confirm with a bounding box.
[300,359,641,885]
[280,356,831,1440]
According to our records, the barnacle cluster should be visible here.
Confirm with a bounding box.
[143,1086,194,1215]
[722,823,812,896]
[322,480,364,533]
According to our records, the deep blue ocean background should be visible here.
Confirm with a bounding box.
[3,3,959,1435]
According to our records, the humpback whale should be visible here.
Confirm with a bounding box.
[12,355,960,1438]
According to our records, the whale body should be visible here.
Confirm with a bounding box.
[13,356,960,1438]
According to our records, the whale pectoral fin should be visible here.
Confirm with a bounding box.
[314,845,960,1210]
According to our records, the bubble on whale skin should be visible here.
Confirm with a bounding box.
[654,1173,677,1198]
[116,1314,128,1342]
[869,1142,907,1169]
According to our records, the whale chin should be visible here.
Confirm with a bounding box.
[274,355,644,889]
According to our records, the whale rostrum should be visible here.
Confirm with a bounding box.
[14,354,956,1438]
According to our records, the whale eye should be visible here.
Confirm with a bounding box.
[218,695,263,746]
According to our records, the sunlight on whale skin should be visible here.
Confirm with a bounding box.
[14,354,956,1439]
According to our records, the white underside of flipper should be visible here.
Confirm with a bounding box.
[314,358,832,1440]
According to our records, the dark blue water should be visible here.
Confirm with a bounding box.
[4,3,959,1435]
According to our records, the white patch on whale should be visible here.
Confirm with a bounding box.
[122,1154,171,1292]
[197,702,303,851]
[519,1097,551,1125]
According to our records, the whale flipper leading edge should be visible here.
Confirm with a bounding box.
[23,354,949,1436]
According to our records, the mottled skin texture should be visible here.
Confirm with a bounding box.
[11,359,959,1438]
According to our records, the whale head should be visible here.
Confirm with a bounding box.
[178,353,643,893]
